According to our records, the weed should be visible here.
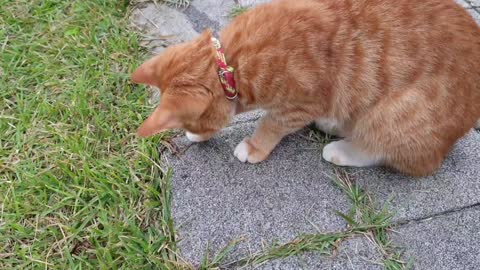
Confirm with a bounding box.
[229,5,251,18]
[332,169,408,269]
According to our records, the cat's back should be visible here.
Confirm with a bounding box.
[222,0,480,62]
[360,0,480,52]
[221,0,480,114]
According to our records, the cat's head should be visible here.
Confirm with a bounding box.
[132,31,233,141]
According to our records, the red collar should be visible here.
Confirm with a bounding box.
[211,37,238,99]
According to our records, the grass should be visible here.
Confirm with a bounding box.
[199,238,245,270]
[0,0,187,268]
[330,169,408,270]
[237,232,348,268]
[307,125,335,148]
[228,5,251,18]
[197,232,347,269]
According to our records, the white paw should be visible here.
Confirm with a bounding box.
[185,131,208,142]
[234,139,250,163]
[322,140,381,167]
[322,141,349,166]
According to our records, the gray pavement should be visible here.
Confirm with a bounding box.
[354,130,480,223]
[165,123,351,265]
[392,206,480,270]
[130,0,480,269]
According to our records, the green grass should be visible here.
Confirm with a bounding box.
[199,238,245,270]
[0,0,186,268]
[228,5,250,18]
[331,169,408,270]
[238,232,348,268]
[307,125,335,148]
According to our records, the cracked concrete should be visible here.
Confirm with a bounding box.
[392,206,480,270]
[130,0,480,268]
[353,130,480,223]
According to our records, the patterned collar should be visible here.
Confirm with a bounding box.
[211,37,238,99]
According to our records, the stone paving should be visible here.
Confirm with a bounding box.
[130,1,480,269]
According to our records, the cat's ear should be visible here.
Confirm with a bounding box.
[137,105,180,137]
[131,56,158,86]
[198,29,213,43]
[137,93,209,137]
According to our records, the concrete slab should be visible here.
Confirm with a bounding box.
[467,8,480,23]
[182,2,223,34]
[231,110,265,126]
[353,130,480,223]
[239,0,271,6]
[190,0,236,29]
[455,0,472,8]
[182,0,271,34]
[391,206,480,270]
[165,122,351,265]
[466,0,480,8]
[256,237,383,270]
[130,3,198,54]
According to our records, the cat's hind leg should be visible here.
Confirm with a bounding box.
[322,140,382,167]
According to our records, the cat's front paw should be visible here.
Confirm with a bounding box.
[322,140,381,167]
[185,131,214,142]
[322,141,349,166]
[234,137,269,163]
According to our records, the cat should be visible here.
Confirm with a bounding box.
[131,0,480,176]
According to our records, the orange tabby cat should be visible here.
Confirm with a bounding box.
[132,0,480,176]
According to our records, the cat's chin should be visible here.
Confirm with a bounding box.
[185,131,211,142]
